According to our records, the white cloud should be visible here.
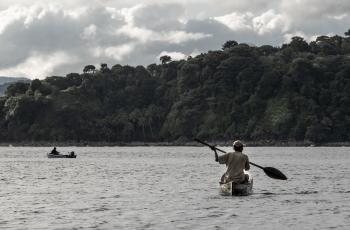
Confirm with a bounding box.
[0,5,26,34]
[116,24,153,43]
[125,3,185,30]
[81,24,98,40]
[116,24,211,44]
[157,51,186,62]
[213,9,291,37]
[0,0,93,10]
[281,0,350,20]
[214,12,253,31]
[189,49,201,57]
[213,9,290,35]
[252,9,289,35]
[93,43,136,61]
[0,51,78,79]
[115,4,211,44]
[161,30,211,44]
[63,7,88,20]
[119,4,143,25]
[329,13,348,20]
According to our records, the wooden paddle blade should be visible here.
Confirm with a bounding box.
[263,167,288,180]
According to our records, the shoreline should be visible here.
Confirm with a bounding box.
[1,140,350,147]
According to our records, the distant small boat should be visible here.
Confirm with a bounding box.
[47,153,77,158]
[219,174,253,196]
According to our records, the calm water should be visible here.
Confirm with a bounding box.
[0,146,349,229]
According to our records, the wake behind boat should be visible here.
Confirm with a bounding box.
[219,173,253,196]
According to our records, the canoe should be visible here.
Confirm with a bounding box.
[47,153,77,158]
[219,174,253,196]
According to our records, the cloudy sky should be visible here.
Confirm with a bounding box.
[0,0,349,79]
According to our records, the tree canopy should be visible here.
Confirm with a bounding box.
[1,32,350,145]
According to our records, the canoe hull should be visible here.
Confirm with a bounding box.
[219,175,253,196]
[47,153,76,158]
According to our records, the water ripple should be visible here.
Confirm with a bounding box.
[0,146,349,229]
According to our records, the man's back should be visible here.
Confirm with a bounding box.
[51,148,58,155]
[218,151,250,183]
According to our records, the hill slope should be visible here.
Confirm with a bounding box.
[0,77,30,96]
[0,35,349,144]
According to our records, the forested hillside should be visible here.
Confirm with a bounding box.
[0,77,30,96]
[1,34,350,144]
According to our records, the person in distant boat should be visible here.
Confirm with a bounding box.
[51,147,59,155]
[212,140,250,184]
[69,151,75,157]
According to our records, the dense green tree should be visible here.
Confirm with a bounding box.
[258,45,277,56]
[83,65,96,74]
[289,36,309,52]
[1,31,350,144]
[222,40,238,50]
[100,63,110,73]
[160,55,171,64]
[344,29,350,37]
[5,82,29,97]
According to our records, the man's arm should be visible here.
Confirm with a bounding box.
[210,145,226,164]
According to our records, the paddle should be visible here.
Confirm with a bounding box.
[194,138,287,180]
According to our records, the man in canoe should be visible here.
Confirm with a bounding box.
[51,147,59,155]
[212,140,250,184]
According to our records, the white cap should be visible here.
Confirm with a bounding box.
[233,140,244,147]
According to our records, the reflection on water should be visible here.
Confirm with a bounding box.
[0,146,349,229]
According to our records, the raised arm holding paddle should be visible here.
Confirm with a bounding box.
[195,138,287,196]
[195,138,287,180]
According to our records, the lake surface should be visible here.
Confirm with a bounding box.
[0,146,349,229]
